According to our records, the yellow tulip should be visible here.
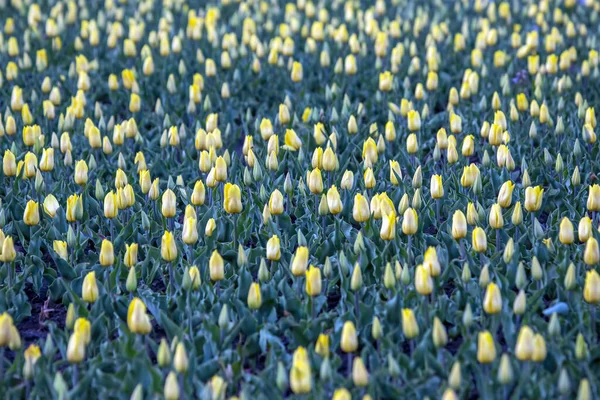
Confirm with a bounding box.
[477,331,496,363]
[267,235,281,261]
[472,227,487,253]
[224,183,242,213]
[161,231,178,262]
[100,239,114,266]
[524,186,544,212]
[23,200,40,226]
[209,250,224,281]
[483,283,502,314]
[305,266,322,296]
[82,271,98,303]
[247,282,262,310]
[402,308,419,339]
[291,246,309,276]
[269,189,284,215]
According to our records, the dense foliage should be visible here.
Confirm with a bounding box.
[1,0,600,399]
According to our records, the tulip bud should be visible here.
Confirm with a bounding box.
[497,353,513,385]
[477,331,496,363]
[432,317,448,348]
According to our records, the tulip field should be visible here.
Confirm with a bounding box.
[3,0,600,398]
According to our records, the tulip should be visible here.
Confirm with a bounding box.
[407,110,421,131]
[584,270,600,304]
[305,265,322,296]
[315,334,330,358]
[308,169,324,194]
[587,185,600,212]
[23,200,40,226]
[524,186,544,212]
[452,210,467,240]
[172,342,188,373]
[267,235,281,261]
[81,271,98,303]
[42,194,60,218]
[341,321,358,353]
[124,243,138,267]
[322,147,336,172]
[159,231,177,263]
[362,138,378,164]
[515,325,534,361]
[291,246,309,276]
[388,160,402,186]
[489,204,504,229]
[497,181,515,208]
[210,250,224,281]
[247,282,262,310]
[104,191,119,219]
[460,164,479,187]
[224,183,242,213]
[423,247,440,276]
[164,372,179,400]
[532,334,547,362]
[0,313,16,347]
[472,227,487,253]
[99,239,114,266]
[415,264,433,295]
[353,194,370,223]
[127,298,152,334]
[203,218,216,237]
[402,208,418,235]
[290,347,312,394]
[430,175,444,199]
[190,180,205,206]
[363,168,376,188]
[161,189,177,218]
[40,148,55,171]
[182,217,198,245]
[584,237,600,266]
[269,189,284,215]
[66,331,86,363]
[402,308,419,339]
[579,216,592,242]
[1,237,16,262]
[379,71,393,91]
[433,317,449,349]
[215,156,227,182]
[285,129,302,150]
[558,217,574,245]
[74,160,88,185]
[477,331,496,363]
[340,170,354,190]
[66,194,82,223]
[483,283,502,314]
[352,357,369,387]
[3,150,17,177]
[53,240,68,260]
[407,133,418,154]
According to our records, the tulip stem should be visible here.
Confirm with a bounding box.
[186,245,192,264]
[407,236,412,267]
[531,213,535,244]
[311,296,315,319]
[233,214,239,246]
[6,262,12,288]
[168,262,175,297]
[591,305,597,343]
[496,231,501,253]
[354,291,360,326]
[72,364,79,387]
[347,353,353,377]
[0,346,4,382]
